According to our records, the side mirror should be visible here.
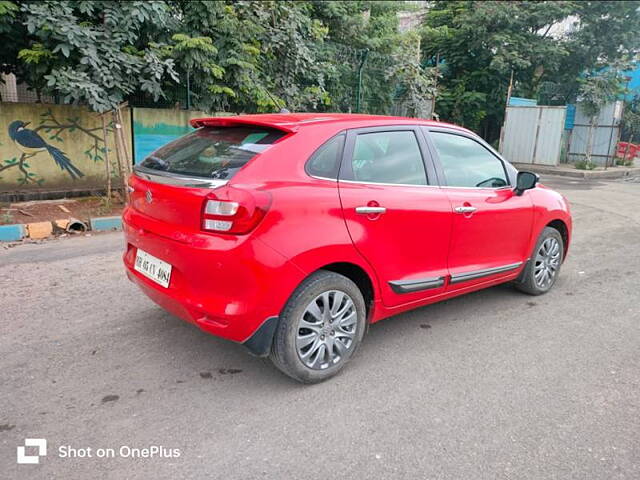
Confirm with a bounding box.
[515,171,539,196]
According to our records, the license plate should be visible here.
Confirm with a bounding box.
[134,249,172,288]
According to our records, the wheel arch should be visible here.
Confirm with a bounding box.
[546,218,570,258]
[316,262,375,320]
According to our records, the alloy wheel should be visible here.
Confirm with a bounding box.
[296,290,358,370]
[534,237,561,289]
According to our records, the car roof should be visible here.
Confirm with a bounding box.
[190,113,474,136]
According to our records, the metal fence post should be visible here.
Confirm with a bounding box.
[186,68,191,110]
[355,50,369,113]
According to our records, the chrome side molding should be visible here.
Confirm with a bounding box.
[450,262,523,284]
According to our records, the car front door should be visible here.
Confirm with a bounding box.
[424,128,534,289]
[338,126,452,308]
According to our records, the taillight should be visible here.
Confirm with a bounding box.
[201,186,271,234]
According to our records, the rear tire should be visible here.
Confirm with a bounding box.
[515,226,564,295]
[270,270,366,383]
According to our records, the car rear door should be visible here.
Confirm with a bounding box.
[423,128,534,289]
[338,126,452,308]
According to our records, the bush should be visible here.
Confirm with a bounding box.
[574,159,598,170]
[616,157,635,167]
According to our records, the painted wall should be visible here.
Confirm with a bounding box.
[133,108,211,164]
[0,103,132,192]
[1,103,234,194]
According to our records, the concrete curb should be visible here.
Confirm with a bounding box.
[0,224,26,242]
[1,215,122,242]
[26,221,53,240]
[512,163,640,179]
[90,216,122,232]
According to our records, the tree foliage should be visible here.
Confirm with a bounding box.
[622,95,640,141]
[421,1,640,139]
[5,1,179,111]
[578,69,624,119]
[385,32,441,118]
[1,0,639,138]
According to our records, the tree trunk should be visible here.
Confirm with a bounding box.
[111,110,129,203]
[585,114,596,165]
[101,114,112,207]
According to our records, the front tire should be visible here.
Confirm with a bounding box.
[515,226,564,295]
[270,270,366,383]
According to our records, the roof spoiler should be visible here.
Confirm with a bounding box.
[190,117,296,133]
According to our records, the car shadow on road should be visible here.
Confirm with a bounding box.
[129,281,539,389]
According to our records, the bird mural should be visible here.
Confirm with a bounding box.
[8,120,84,179]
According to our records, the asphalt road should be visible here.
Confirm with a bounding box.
[1,175,639,479]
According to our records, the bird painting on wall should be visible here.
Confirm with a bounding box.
[8,120,84,179]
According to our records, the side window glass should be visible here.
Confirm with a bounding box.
[348,131,427,185]
[306,134,345,179]
[430,132,508,188]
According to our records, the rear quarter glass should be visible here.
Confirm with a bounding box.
[139,126,286,180]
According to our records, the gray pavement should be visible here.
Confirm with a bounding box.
[1,175,639,479]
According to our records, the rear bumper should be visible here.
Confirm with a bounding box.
[122,207,304,345]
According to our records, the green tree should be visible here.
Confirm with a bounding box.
[622,95,640,143]
[0,0,24,98]
[578,68,624,166]
[4,0,179,111]
[420,1,640,140]
[313,1,405,113]
[171,0,334,112]
[250,1,330,111]
[385,32,441,118]
[169,1,267,111]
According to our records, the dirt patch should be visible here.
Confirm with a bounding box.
[0,196,124,225]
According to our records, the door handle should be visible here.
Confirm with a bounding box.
[454,206,477,214]
[356,206,387,215]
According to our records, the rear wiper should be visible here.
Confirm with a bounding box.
[146,155,169,170]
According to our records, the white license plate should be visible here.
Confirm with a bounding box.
[134,249,172,288]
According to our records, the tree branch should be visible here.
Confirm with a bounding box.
[34,112,112,143]
[540,24,553,39]
[18,153,38,184]
[0,153,37,183]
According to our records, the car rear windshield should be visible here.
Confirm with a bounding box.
[139,126,286,180]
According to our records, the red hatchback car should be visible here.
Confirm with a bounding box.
[123,113,571,383]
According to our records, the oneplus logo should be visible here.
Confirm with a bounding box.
[17,438,47,464]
